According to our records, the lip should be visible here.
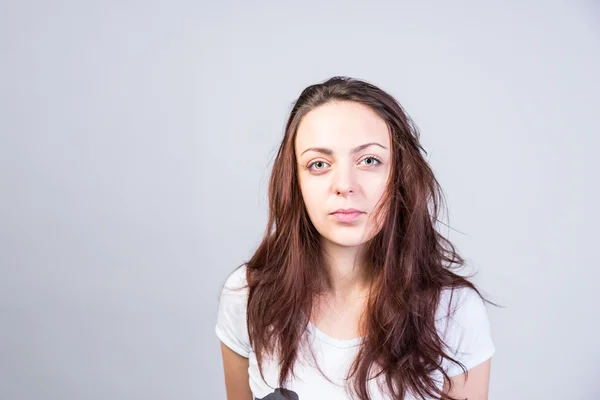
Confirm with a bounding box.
[330,209,364,223]
[331,208,363,214]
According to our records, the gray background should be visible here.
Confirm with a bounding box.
[1,1,599,399]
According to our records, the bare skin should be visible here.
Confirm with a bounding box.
[219,341,252,400]
[443,359,492,400]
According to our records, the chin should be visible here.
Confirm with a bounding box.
[322,231,372,248]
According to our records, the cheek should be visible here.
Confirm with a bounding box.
[299,179,325,215]
[363,175,390,233]
[364,175,389,203]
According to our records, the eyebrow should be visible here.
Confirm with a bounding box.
[300,142,388,156]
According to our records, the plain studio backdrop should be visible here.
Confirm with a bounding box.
[1,1,599,399]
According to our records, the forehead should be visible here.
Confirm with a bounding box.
[295,101,390,152]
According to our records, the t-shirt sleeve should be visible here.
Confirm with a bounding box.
[215,265,252,358]
[438,286,496,377]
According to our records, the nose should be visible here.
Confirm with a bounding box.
[332,165,356,196]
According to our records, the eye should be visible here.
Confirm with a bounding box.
[307,160,330,171]
[359,156,382,167]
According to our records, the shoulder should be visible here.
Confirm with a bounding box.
[221,264,249,294]
[436,285,488,327]
[215,264,252,357]
[435,285,495,376]
[217,264,250,319]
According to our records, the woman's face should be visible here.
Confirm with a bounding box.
[295,101,392,248]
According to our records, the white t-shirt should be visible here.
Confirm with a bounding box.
[215,265,495,400]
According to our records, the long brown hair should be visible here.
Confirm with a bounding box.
[242,76,491,400]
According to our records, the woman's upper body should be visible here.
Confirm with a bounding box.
[216,76,496,399]
[216,264,495,400]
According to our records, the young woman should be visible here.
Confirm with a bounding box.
[215,77,495,400]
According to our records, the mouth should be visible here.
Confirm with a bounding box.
[330,209,365,223]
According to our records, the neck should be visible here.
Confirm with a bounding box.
[321,238,371,299]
